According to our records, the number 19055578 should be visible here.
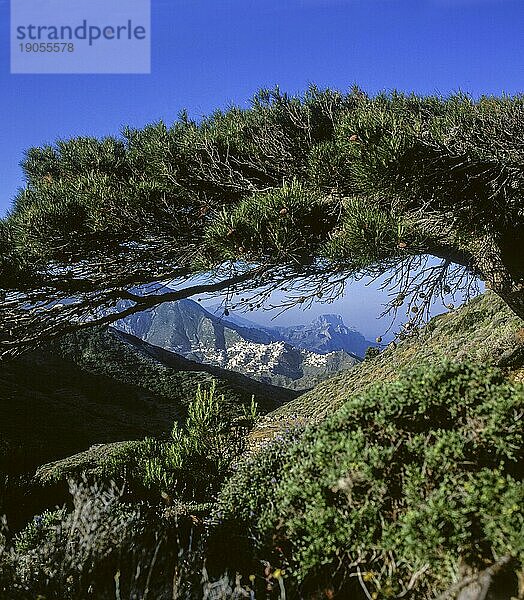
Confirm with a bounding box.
[19,42,74,52]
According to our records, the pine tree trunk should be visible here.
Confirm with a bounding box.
[491,284,524,322]
[474,237,524,321]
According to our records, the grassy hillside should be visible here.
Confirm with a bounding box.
[0,349,177,473]
[251,291,524,446]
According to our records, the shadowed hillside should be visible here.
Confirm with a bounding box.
[0,327,296,472]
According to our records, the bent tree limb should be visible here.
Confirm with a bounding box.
[1,88,524,357]
[0,265,271,358]
[436,556,516,600]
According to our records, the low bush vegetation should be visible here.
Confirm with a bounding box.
[2,364,523,598]
[364,346,381,361]
[0,479,267,600]
[0,383,264,599]
[217,362,524,598]
[38,381,257,505]
[138,381,254,501]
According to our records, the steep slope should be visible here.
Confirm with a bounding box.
[206,305,265,330]
[250,291,524,447]
[57,327,296,412]
[0,348,177,472]
[216,339,359,390]
[117,299,362,389]
[0,327,296,471]
[116,298,273,354]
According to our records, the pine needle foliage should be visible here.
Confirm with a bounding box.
[1,88,524,355]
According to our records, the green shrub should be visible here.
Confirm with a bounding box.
[364,346,381,361]
[1,479,259,600]
[217,362,524,598]
[1,480,146,598]
[33,382,253,508]
[0,478,282,600]
[140,381,251,501]
[13,507,68,555]
[57,382,254,504]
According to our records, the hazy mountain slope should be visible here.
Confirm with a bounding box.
[272,314,375,356]
[215,340,360,390]
[117,299,274,354]
[107,328,298,406]
[206,305,265,330]
[250,291,524,447]
[117,299,363,389]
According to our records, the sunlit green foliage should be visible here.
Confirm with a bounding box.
[8,89,523,273]
[139,382,250,500]
[218,362,524,597]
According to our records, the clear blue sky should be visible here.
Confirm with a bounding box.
[0,0,519,337]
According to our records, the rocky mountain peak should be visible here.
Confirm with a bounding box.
[311,314,347,329]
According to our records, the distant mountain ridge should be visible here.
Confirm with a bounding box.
[116,297,373,390]
[271,313,375,357]
[208,306,376,357]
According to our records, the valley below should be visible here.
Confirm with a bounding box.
[114,296,374,389]
[1,291,523,600]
